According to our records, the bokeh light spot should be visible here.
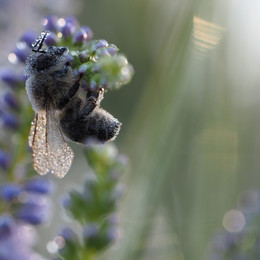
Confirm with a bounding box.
[223,210,245,232]
[8,53,18,64]
[57,18,65,27]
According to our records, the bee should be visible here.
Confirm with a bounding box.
[25,31,121,178]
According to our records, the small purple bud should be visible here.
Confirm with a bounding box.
[0,150,11,169]
[61,22,75,38]
[93,64,101,73]
[73,69,78,78]
[16,203,49,225]
[100,78,108,89]
[13,43,30,62]
[45,32,57,46]
[73,29,88,44]
[108,214,120,225]
[65,16,79,28]
[0,215,14,240]
[0,68,19,87]
[65,54,74,66]
[110,185,125,202]
[0,183,22,201]
[96,48,110,58]
[78,64,88,74]
[59,227,78,241]
[42,15,58,32]
[92,40,108,51]
[3,92,19,109]
[24,178,53,194]
[83,224,98,239]
[107,226,120,243]
[107,44,119,56]
[81,26,93,41]
[60,196,71,209]
[90,79,99,92]
[1,112,20,129]
[19,31,37,47]
[79,50,90,62]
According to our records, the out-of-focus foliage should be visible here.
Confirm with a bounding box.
[78,0,260,260]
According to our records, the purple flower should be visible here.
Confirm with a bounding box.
[0,219,39,260]
[45,32,57,46]
[78,64,88,74]
[60,195,71,209]
[65,16,79,28]
[59,227,78,241]
[3,92,19,109]
[42,15,58,32]
[1,112,20,129]
[0,183,22,201]
[107,225,120,243]
[19,31,37,47]
[13,43,30,63]
[107,44,119,56]
[60,18,78,38]
[92,40,108,51]
[83,224,98,240]
[0,150,11,169]
[0,68,19,87]
[16,202,49,225]
[79,50,90,62]
[90,78,99,92]
[65,54,74,66]
[96,48,110,58]
[24,178,53,194]
[73,29,88,44]
[0,215,14,240]
[16,193,51,225]
[81,26,93,41]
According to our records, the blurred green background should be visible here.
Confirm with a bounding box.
[2,0,260,259]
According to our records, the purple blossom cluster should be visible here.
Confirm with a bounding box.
[0,215,44,260]
[48,143,127,259]
[0,178,53,225]
[0,178,53,259]
[206,190,260,260]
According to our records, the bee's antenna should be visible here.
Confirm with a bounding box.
[32,31,49,53]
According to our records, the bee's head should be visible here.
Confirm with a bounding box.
[25,46,69,74]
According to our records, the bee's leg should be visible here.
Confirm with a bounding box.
[58,74,83,110]
[86,88,104,106]
[80,88,105,118]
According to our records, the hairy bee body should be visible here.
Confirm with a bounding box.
[25,45,121,178]
[25,46,74,111]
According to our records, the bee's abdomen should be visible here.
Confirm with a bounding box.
[60,108,121,144]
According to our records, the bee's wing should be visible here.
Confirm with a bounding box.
[30,111,51,175]
[45,109,74,178]
[30,110,74,178]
